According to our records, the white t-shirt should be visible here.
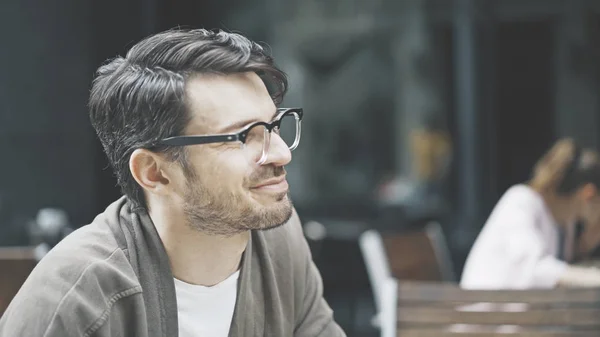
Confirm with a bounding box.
[174,270,240,337]
[460,184,568,289]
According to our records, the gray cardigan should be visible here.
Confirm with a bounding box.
[0,197,346,337]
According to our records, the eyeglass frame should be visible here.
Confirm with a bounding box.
[157,108,303,152]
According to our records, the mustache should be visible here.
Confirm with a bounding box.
[249,166,286,183]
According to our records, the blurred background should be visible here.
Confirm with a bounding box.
[1,0,600,335]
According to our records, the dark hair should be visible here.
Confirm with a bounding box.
[89,29,288,210]
[531,138,600,195]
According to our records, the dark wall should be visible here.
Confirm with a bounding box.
[494,20,556,196]
[0,0,242,243]
[0,0,96,238]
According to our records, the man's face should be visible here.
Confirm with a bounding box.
[173,72,293,236]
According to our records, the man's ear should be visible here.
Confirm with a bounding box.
[129,149,171,195]
[579,182,599,202]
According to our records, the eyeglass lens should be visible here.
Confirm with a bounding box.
[246,112,301,165]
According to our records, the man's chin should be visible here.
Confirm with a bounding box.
[250,189,289,204]
[255,199,293,231]
[274,191,288,202]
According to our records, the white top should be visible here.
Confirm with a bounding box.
[174,270,240,337]
[460,184,568,289]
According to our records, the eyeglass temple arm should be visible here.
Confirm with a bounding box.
[159,134,240,146]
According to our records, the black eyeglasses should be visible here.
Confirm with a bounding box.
[158,108,303,164]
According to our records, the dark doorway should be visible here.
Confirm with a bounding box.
[493,20,556,198]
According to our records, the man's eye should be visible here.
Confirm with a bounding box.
[245,132,257,141]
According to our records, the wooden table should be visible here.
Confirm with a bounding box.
[394,281,600,337]
[0,246,38,316]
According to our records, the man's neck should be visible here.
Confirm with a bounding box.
[149,206,249,287]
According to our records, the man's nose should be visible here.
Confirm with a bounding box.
[262,133,292,167]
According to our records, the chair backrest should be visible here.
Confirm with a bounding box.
[0,246,37,316]
[395,281,600,337]
[423,222,455,281]
[359,223,455,319]
[380,222,454,282]
[359,229,392,312]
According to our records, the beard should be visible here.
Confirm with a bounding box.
[181,166,293,237]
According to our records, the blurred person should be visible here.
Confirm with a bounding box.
[410,115,452,189]
[461,138,600,289]
[376,115,452,218]
[0,29,345,337]
[408,115,452,212]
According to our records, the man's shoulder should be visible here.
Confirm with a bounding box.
[36,214,133,282]
[33,196,137,290]
[0,214,142,336]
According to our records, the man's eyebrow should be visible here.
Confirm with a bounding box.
[217,109,279,134]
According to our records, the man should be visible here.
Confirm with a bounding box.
[0,29,346,337]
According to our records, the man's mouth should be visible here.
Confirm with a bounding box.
[250,176,288,192]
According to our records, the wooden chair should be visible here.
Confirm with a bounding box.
[359,223,455,316]
[362,222,455,283]
[0,246,39,316]
[394,281,600,337]
[359,223,454,337]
